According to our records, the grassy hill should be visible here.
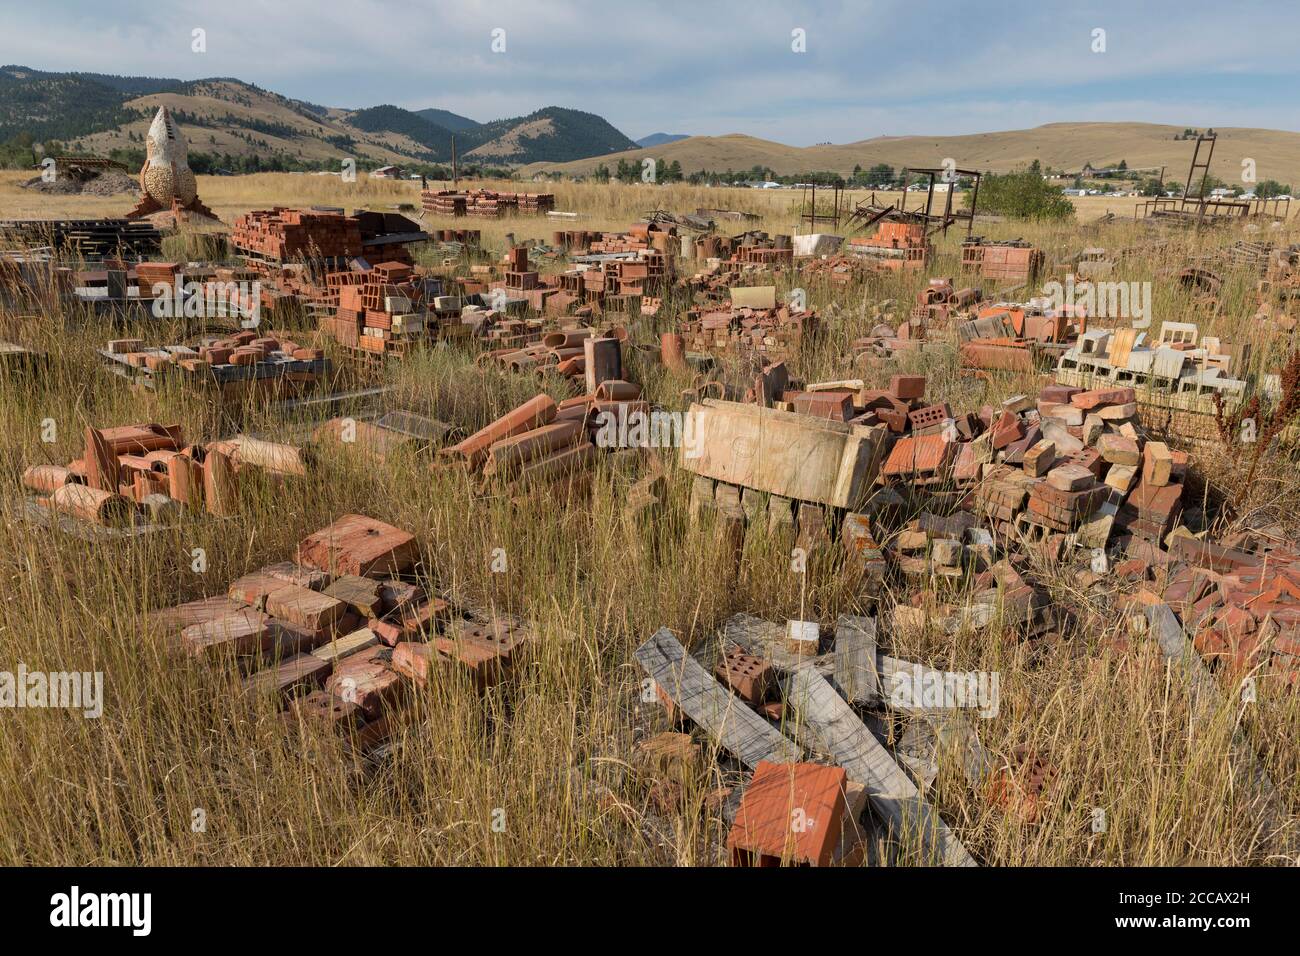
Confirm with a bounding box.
[521,122,1300,188]
[0,66,636,168]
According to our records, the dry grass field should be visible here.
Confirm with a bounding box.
[0,172,1297,866]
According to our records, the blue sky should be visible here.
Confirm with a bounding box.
[6,0,1299,143]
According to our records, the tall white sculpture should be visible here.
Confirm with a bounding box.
[126,106,217,221]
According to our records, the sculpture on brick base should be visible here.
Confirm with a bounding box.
[125,106,219,222]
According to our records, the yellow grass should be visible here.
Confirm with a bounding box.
[0,174,1297,866]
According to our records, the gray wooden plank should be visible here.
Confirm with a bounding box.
[635,628,799,769]
[785,665,977,867]
[833,614,881,704]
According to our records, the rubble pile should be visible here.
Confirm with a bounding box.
[150,515,532,752]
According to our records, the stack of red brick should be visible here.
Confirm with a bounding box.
[420,189,555,218]
[150,515,531,750]
[321,261,436,355]
[231,208,363,261]
[961,239,1045,283]
[847,221,929,271]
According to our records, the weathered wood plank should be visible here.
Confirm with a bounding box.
[681,400,883,510]
[833,614,880,705]
[635,628,799,769]
[785,665,977,867]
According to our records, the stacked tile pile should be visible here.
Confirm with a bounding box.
[419,189,555,219]
[101,329,327,397]
[231,208,363,261]
[960,239,1044,283]
[21,423,311,526]
[320,261,438,355]
[150,515,531,750]
[846,221,929,271]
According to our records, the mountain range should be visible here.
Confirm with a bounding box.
[0,65,638,166]
[4,65,1299,187]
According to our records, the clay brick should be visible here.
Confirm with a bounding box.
[1023,439,1056,477]
[727,761,848,867]
[889,374,926,400]
[391,641,435,684]
[907,403,951,431]
[1142,441,1173,487]
[264,583,346,633]
[714,646,774,705]
[326,652,404,719]
[1070,387,1135,410]
[297,514,418,578]
[990,410,1024,450]
[323,575,384,617]
[180,609,273,659]
[243,653,331,701]
[289,689,365,732]
[1098,434,1140,466]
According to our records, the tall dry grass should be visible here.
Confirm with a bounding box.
[0,176,1296,865]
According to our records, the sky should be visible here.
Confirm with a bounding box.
[5,0,1300,144]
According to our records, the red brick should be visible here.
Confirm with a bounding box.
[727,762,848,867]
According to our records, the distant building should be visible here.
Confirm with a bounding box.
[371,165,404,179]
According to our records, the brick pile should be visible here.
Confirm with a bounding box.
[960,239,1045,283]
[150,516,531,751]
[420,189,555,219]
[438,365,643,491]
[962,385,1188,549]
[680,304,819,362]
[1159,535,1300,689]
[846,221,929,271]
[231,208,363,261]
[320,261,440,356]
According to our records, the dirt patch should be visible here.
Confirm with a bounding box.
[21,171,137,196]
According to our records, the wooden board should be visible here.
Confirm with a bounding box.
[833,614,881,705]
[634,628,799,769]
[784,665,977,867]
[682,400,885,510]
